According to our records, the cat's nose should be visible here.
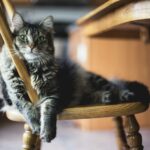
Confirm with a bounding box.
[29,44,35,51]
[29,44,34,48]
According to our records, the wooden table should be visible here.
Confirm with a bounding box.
[77,0,150,42]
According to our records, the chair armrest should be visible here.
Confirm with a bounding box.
[6,102,149,122]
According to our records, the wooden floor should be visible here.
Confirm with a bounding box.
[0,115,150,150]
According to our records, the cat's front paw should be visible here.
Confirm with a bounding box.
[40,126,56,142]
[120,90,135,102]
[101,91,114,104]
[30,120,40,134]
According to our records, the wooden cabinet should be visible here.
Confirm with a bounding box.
[68,29,150,130]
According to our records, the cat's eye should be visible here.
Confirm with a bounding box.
[19,35,26,42]
[39,36,46,42]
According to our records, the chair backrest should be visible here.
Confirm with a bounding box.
[0,0,38,103]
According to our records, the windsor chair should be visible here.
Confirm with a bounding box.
[0,0,149,150]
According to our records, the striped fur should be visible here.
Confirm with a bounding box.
[0,13,149,142]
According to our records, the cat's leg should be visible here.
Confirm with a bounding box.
[40,96,58,142]
[87,72,110,91]
[86,72,119,104]
[0,48,40,133]
[89,90,117,104]
[1,69,40,133]
[30,71,59,139]
[8,85,40,134]
[86,72,150,104]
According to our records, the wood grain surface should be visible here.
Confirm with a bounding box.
[77,0,150,36]
[6,102,149,122]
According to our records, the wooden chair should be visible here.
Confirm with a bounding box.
[0,0,149,150]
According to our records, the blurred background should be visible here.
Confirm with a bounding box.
[0,0,150,150]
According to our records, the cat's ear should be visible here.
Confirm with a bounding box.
[11,13,24,32]
[40,16,54,32]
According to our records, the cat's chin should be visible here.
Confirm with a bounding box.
[24,53,41,61]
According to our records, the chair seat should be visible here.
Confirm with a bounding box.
[6,102,149,122]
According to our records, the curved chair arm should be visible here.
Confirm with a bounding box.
[2,0,15,19]
[6,102,149,122]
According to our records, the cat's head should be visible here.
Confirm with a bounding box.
[11,13,54,62]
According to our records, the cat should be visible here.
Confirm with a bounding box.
[0,13,149,142]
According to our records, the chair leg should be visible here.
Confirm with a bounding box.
[113,117,129,150]
[35,138,41,150]
[22,124,40,150]
[124,115,143,150]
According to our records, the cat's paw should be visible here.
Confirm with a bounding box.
[40,126,56,142]
[101,91,114,104]
[29,115,40,134]
[120,90,135,102]
[25,105,40,134]
[30,121,40,134]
